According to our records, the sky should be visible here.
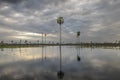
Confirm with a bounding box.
[0,0,120,43]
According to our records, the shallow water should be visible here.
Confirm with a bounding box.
[0,46,120,80]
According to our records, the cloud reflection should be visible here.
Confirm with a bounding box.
[0,46,120,80]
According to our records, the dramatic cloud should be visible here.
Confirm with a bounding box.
[0,0,120,42]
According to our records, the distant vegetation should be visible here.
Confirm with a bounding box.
[0,40,120,48]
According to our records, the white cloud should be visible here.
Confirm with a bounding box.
[89,24,105,32]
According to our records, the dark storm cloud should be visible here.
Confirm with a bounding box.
[0,0,23,4]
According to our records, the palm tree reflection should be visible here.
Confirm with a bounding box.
[19,47,21,56]
[77,47,81,62]
[42,45,44,61]
[57,46,64,79]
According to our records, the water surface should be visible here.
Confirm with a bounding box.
[0,46,120,80]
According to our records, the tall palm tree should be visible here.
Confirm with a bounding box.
[41,32,43,44]
[19,40,21,44]
[76,31,80,44]
[45,34,47,44]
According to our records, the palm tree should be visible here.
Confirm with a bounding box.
[1,41,4,45]
[77,31,80,38]
[11,40,13,44]
[76,31,80,44]
[24,40,28,44]
[41,32,43,44]
[45,34,47,44]
[57,17,64,45]
[19,40,21,44]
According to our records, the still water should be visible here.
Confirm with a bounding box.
[0,46,120,80]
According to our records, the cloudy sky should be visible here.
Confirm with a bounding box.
[0,0,120,43]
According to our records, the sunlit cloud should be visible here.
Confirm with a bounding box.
[0,27,14,32]
[10,36,32,39]
[12,13,24,18]
[89,24,105,32]
[17,32,57,38]
[4,17,18,23]
[0,6,9,11]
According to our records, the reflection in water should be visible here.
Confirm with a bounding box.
[11,48,13,52]
[42,46,44,61]
[0,46,120,80]
[57,70,64,80]
[1,48,4,51]
[41,45,47,61]
[76,46,81,62]
[45,46,47,60]
[19,47,21,56]
[41,45,47,60]
[57,46,64,79]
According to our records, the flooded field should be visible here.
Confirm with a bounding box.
[0,46,120,80]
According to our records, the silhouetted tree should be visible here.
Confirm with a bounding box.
[24,40,28,44]
[1,41,4,45]
[19,40,21,44]
[37,40,39,44]
[77,31,80,37]
[11,40,13,44]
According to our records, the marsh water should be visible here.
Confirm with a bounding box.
[0,46,120,80]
